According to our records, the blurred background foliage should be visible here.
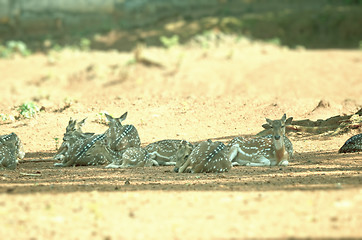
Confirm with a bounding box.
[0,0,362,52]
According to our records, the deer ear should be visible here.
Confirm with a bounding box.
[105,113,113,122]
[281,114,287,122]
[70,120,77,130]
[119,112,128,122]
[262,123,271,129]
[265,118,273,125]
[285,117,293,125]
[78,118,87,128]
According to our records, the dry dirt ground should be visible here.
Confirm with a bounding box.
[0,38,362,239]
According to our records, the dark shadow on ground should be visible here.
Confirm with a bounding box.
[23,151,56,160]
[1,148,361,195]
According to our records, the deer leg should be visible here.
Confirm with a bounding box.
[246,156,271,167]
[54,158,76,167]
[278,160,289,166]
[151,159,159,166]
[105,162,121,169]
[144,159,156,167]
[227,144,239,162]
[100,147,121,164]
[163,162,176,166]
[54,162,65,167]
[228,144,254,166]
[178,157,191,173]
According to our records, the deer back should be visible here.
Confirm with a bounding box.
[106,124,141,151]
[0,133,24,170]
[339,133,362,153]
[181,140,231,173]
[56,133,117,167]
[122,147,153,167]
[145,139,193,165]
[104,112,141,151]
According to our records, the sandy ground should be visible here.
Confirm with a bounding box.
[0,38,362,239]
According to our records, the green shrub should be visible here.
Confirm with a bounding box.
[160,35,179,48]
[0,40,31,58]
[18,102,40,119]
[80,38,91,51]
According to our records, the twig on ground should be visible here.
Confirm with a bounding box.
[18,158,56,163]
[19,172,41,177]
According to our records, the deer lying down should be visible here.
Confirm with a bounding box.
[339,133,362,153]
[104,112,141,152]
[54,133,119,167]
[144,139,194,166]
[174,140,231,173]
[105,147,158,168]
[54,117,94,161]
[227,114,293,166]
[0,133,25,170]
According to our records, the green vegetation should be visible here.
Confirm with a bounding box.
[64,97,76,106]
[0,114,15,122]
[359,40,362,50]
[266,37,281,46]
[160,35,179,48]
[79,38,91,51]
[95,111,110,125]
[125,57,137,66]
[17,101,41,119]
[0,41,31,58]
[54,137,60,150]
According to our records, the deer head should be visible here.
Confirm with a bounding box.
[173,140,194,172]
[265,114,288,152]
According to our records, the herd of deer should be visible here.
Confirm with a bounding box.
[1,112,360,172]
[0,112,296,172]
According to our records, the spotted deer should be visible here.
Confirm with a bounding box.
[227,114,293,166]
[54,117,94,160]
[104,112,141,153]
[54,133,120,167]
[0,133,25,170]
[105,147,157,168]
[144,139,194,166]
[339,133,362,153]
[174,140,231,173]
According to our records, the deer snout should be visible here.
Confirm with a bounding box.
[274,135,280,140]
[173,167,179,173]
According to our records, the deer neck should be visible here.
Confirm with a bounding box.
[273,136,286,164]
[114,125,133,145]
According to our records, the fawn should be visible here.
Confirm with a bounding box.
[0,133,25,170]
[339,133,362,153]
[54,117,94,161]
[106,140,192,168]
[105,147,157,168]
[144,139,194,166]
[174,140,231,173]
[104,112,141,152]
[227,114,293,166]
[54,133,120,167]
